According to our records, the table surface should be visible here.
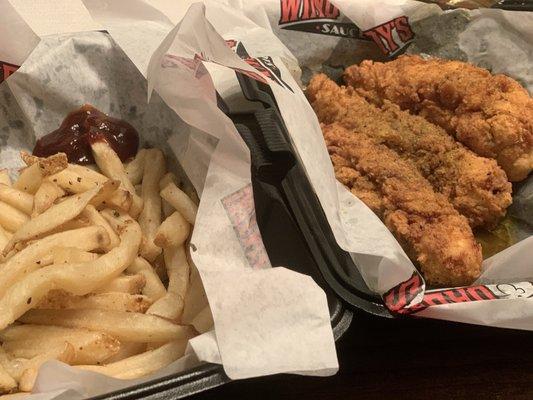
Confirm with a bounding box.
[191,312,533,400]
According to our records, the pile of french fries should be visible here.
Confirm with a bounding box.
[0,142,212,395]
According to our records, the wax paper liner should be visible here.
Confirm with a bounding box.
[0,3,337,398]
[111,0,533,327]
[181,0,532,326]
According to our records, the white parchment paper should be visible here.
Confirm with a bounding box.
[181,0,532,325]
[0,1,338,398]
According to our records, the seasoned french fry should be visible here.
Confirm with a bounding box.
[191,306,214,334]
[147,246,190,322]
[159,173,178,218]
[0,226,110,298]
[49,165,106,193]
[0,342,74,384]
[82,205,120,250]
[0,393,30,399]
[20,152,68,177]
[94,274,146,295]
[89,180,123,209]
[32,181,65,217]
[0,360,16,394]
[0,202,29,233]
[20,309,195,343]
[0,227,10,254]
[2,327,119,365]
[182,264,208,326]
[37,291,151,313]
[0,218,141,329]
[3,185,103,254]
[13,164,42,194]
[125,148,147,186]
[17,342,75,392]
[139,149,166,261]
[104,342,146,364]
[160,183,197,225]
[126,257,166,301]
[50,167,130,211]
[51,248,98,264]
[76,339,190,379]
[154,212,190,248]
[91,141,143,217]
[0,185,33,215]
[0,170,11,187]
[158,172,178,192]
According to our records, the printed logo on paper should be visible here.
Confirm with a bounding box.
[161,54,209,79]
[384,273,533,315]
[224,40,293,92]
[278,0,366,39]
[0,61,19,83]
[363,16,414,57]
[222,184,271,270]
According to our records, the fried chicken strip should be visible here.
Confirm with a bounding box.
[344,55,533,182]
[308,74,512,229]
[324,123,482,287]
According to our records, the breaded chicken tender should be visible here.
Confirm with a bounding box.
[324,123,482,287]
[308,74,512,229]
[344,55,533,182]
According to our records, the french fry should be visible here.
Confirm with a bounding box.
[49,167,130,211]
[160,183,197,225]
[0,361,16,394]
[20,309,195,343]
[20,152,68,177]
[0,170,11,187]
[91,141,143,217]
[0,185,33,215]
[191,306,214,334]
[0,226,110,298]
[159,173,178,218]
[47,216,92,235]
[13,164,42,194]
[181,264,208,326]
[0,227,10,254]
[139,149,166,261]
[17,342,75,392]
[158,172,178,192]
[126,257,166,301]
[104,342,146,364]
[49,165,106,193]
[3,185,103,254]
[82,205,120,250]
[0,202,29,233]
[0,218,141,329]
[51,248,98,264]
[2,327,119,365]
[76,339,190,379]
[32,181,64,216]
[36,291,151,313]
[94,274,146,295]
[147,246,190,322]
[0,342,74,384]
[89,180,123,209]
[154,212,190,248]
[125,148,147,185]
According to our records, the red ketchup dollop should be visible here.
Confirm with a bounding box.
[33,104,139,164]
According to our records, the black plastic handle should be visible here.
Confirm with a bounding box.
[232,72,391,317]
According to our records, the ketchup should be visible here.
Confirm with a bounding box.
[33,104,139,164]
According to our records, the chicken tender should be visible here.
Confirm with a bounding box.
[308,74,512,229]
[344,55,533,182]
[324,123,482,287]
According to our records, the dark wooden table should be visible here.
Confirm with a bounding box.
[191,312,533,399]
